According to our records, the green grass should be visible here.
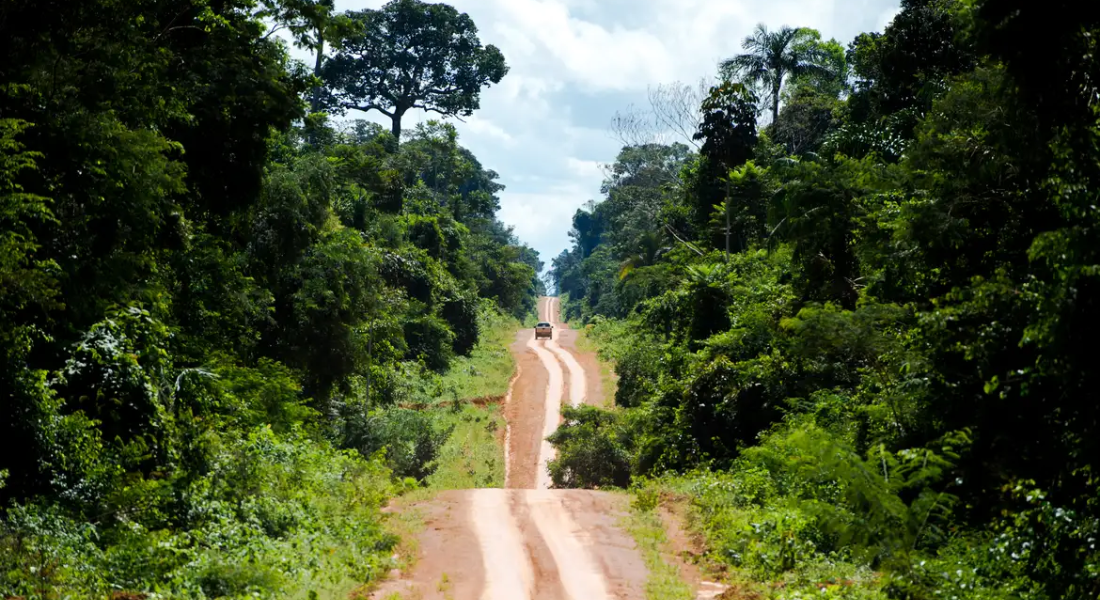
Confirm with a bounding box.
[424,307,512,491]
[439,309,519,402]
[522,310,539,328]
[424,403,505,492]
[369,309,515,597]
[622,500,695,600]
[366,390,508,598]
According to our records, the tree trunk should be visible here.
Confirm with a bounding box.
[772,83,781,125]
[725,178,731,262]
[310,32,325,113]
[391,109,404,144]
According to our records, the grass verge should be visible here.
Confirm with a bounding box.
[439,308,519,403]
[623,497,696,600]
[425,306,511,493]
[370,308,516,593]
[424,403,505,492]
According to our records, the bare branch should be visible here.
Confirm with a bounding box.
[664,223,705,256]
[262,23,286,41]
[648,79,710,149]
[344,102,394,118]
[608,77,713,149]
[609,103,663,148]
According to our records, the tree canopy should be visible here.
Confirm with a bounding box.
[321,0,509,141]
[721,24,833,124]
[553,2,1100,598]
[0,0,535,595]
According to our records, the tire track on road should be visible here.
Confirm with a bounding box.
[527,299,564,489]
[371,297,649,600]
[469,490,537,600]
[543,296,586,408]
[525,489,615,600]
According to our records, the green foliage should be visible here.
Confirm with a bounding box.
[550,6,1100,599]
[321,0,509,141]
[342,407,453,482]
[422,404,505,491]
[0,427,397,599]
[439,304,520,401]
[0,119,57,325]
[772,86,842,156]
[721,24,836,124]
[547,405,633,489]
[0,0,536,595]
[846,0,976,134]
[622,487,696,600]
[694,82,759,172]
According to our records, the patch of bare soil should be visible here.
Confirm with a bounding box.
[554,490,647,600]
[657,494,739,600]
[368,490,485,600]
[369,490,648,600]
[368,300,650,599]
[506,329,548,489]
[550,298,611,408]
[659,498,708,585]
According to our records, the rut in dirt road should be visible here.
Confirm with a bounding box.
[524,296,586,489]
[370,297,652,600]
[542,297,587,411]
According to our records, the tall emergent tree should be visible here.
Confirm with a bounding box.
[260,0,358,112]
[321,0,508,142]
[721,24,829,124]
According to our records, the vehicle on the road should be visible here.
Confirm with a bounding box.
[535,321,553,340]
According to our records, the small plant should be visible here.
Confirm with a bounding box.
[633,478,662,513]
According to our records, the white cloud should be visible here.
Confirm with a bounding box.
[564,157,603,180]
[289,0,902,270]
[876,5,903,31]
[497,184,592,261]
[491,0,678,91]
[462,114,516,146]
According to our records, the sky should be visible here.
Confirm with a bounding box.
[279,0,902,275]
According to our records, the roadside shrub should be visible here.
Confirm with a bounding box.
[609,336,665,408]
[403,314,456,373]
[0,427,397,599]
[341,406,454,482]
[547,405,632,489]
[440,291,481,357]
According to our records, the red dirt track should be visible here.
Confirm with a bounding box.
[369,297,649,600]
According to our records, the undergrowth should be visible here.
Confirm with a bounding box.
[624,496,695,600]
[1,428,400,600]
[438,307,519,403]
[421,403,505,494]
[365,308,515,590]
[573,318,620,402]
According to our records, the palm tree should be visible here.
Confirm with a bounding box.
[721,24,827,125]
[618,231,670,280]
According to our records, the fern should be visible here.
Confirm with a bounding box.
[737,424,972,571]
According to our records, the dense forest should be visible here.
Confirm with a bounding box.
[549,0,1100,598]
[0,0,539,596]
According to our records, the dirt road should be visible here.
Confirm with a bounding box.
[370,297,649,600]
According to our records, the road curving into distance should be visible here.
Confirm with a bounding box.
[370,297,650,600]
